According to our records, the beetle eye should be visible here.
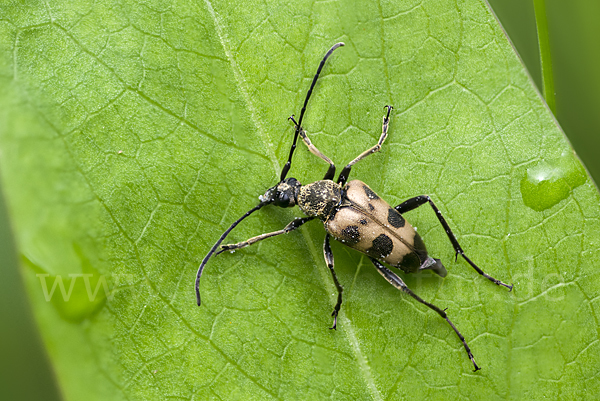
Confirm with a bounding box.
[278,192,290,206]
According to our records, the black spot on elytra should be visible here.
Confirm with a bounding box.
[359,218,368,225]
[340,225,360,245]
[363,185,379,200]
[399,252,420,273]
[368,203,375,211]
[370,234,394,258]
[412,232,429,261]
[387,208,405,228]
[413,231,426,251]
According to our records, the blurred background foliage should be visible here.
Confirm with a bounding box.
[1,1,598,399]
[489,0,600,185]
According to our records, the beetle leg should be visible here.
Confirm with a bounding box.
[324,234,343,329]
[369,257,480,372]
[395,196,513,291]
[289,115,336,180]
[217,216,315,254]
[337,105,393,185]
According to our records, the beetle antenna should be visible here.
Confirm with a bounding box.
[280,42,345,182]
[195,202,267,306]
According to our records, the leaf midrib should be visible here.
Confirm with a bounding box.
[300,226,384,400]
[203,0,281,178]
[203,1,384,397]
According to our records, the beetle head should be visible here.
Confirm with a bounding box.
[260,178,302,208]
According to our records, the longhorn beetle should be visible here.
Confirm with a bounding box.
[195,42,513,371]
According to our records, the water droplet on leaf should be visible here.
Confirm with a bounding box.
[520,154,586,212]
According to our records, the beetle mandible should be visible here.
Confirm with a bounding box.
[195,42,513,371]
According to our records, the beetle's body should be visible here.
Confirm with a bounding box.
[298,179,446,277]
[195,42,512,372]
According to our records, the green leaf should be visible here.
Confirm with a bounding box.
[1,0,599,399]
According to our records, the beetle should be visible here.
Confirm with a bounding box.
[195,42,512,371]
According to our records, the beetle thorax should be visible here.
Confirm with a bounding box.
[298,180,342,219]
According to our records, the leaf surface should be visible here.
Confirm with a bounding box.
[0,0,598,399]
